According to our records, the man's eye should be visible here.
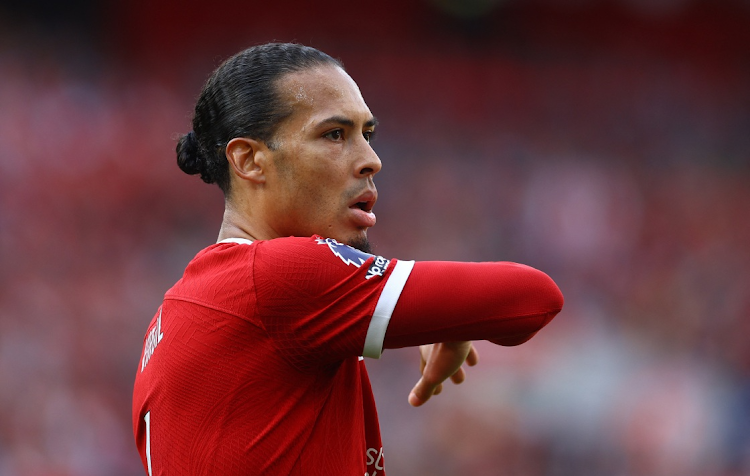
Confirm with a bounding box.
[363,130,375,143]
[325,130,343,141]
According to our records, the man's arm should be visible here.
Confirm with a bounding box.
[254,237,562,370]
[379,260,563,406]
[383,260,563,348]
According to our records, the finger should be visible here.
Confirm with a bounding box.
[418,345,431,373]
[409,377,444,407]
[449,367,466,385]
[409,377,433,407]
[466,344,479,367]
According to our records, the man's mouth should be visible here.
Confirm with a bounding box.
[349,189,377,211]
[351,200,374,212]
[349,191,377,227]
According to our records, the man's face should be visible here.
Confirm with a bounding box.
[261,65,381,250]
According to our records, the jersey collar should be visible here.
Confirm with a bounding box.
[218,238,254,245]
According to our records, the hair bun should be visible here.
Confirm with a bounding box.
[176,131,215,183]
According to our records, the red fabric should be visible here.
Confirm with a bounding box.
[132,237,390,476]
[132,236,563,475]
[386,261,564,348]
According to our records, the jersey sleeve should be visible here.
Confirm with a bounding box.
[252,236,413,367]
[383,261,564,349]
[252,236,563,367]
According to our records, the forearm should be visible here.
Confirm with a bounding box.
[383,261,563,349]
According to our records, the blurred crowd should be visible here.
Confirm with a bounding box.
[1,1,749,475]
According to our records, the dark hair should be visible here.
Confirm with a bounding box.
[176,43,343,194]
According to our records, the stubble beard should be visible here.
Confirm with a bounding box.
[348,234,373,254]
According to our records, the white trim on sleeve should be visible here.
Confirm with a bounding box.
[362,259,415,359]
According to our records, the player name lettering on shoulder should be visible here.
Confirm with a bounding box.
[141,308,164,372]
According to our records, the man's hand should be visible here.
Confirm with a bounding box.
[408,341,479,407]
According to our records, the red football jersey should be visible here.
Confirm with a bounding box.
[133,235,563,475]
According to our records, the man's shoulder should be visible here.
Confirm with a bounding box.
[186,239,258,271]
[255,235,382,270]
[179,235,385,279]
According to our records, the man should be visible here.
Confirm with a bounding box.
[132,42,563,475]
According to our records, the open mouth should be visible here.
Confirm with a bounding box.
[348,191,378,227]
[352,201,373,212]
[349,190,377,213]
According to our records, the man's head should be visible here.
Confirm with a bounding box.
[176,43,381,251]
[176,43,343,192]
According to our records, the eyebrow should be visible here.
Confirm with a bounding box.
[317,115,379,129]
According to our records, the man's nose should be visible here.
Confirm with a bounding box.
[356,142,382,178]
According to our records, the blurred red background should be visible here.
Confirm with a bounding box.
[1,0,748,474]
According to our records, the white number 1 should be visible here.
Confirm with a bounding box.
[144,411,153,476]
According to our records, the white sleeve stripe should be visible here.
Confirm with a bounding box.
[362,259,415,359]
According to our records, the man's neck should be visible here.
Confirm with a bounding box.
[217,207,261,243]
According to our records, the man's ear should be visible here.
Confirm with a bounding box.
[226,137,269,184]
